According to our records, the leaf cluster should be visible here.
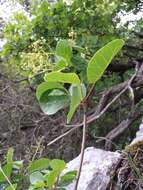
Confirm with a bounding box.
[36,39,124,123]
[0,148,76,190]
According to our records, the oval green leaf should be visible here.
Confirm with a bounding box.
[39,89,69,115]
[53,56,68,71]
[56,40,72,62]
[50,159,66,173]
[28,158,50,173]
[44,72,80,84]
[30,171,44,185]
[36,82,65,101]
[60,171,77,186]
[44,170,58,188]
[87,39,125,84]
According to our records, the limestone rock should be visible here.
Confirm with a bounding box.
[131,123,143,145]
[63,123,143,190]
[63,147,121,190]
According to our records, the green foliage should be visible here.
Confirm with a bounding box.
[0,0,142,188]
[0,149,76,190]
[36,82,66,101]
[60,171,77,186]
[87,39,125,83]
[28,158,50,173]
[2,12,31,57]
[19,38,50,76]
[1,0,125,72]
[6,148,14,164]
[56,40,72,64]
[0,164,13,182]
[50,159,66,173]
[2,0,141,80]
[53,57,68,71]
[36,39,124,122]
[67,84,86,123]
[44,72,81,84]
[5,184,17,190]
[38,89,69,115]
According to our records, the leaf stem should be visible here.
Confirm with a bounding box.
[82,84,95,104]
[0,166,15,190]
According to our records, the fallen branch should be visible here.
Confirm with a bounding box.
[104,107,143,150]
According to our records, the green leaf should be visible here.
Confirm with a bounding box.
[39,90,69,115]
[60,171,77,186]
[44,170,59,188]
[34,181,45,188]
[53,56,68,71]
[5,184,17,190]
[28,186,34,190]
[28,158,50,173]
[0,164,13,182]
[50,159,66,173]
[44,72,80,84]
[36,82,69,115]
[87,39,125,83]
[56,40,72,62]
[28,186,45,190]
[6,148,14,164]
[36,82,65,101]
[67,84,86,123]
[13,160,23,170]
[30,171,44,185]
[28,185,35,190]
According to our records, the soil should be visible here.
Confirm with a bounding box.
[0,67,82,162]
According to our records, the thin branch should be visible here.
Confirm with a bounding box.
[47,86,128,147]
[82,84,95,104]
[47,127,76,147]
[47,63,139,147]
[12,69,51,83]
[74,106,87,190]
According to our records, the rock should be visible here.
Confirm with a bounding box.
[63,147,121,190]
[131,123,143,145]
[63,123,143,190]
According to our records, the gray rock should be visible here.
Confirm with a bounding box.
[63,122,143,190]
[63,147,121,190]
[131,123,143,145]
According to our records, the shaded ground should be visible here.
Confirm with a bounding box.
[0,64,82,162]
